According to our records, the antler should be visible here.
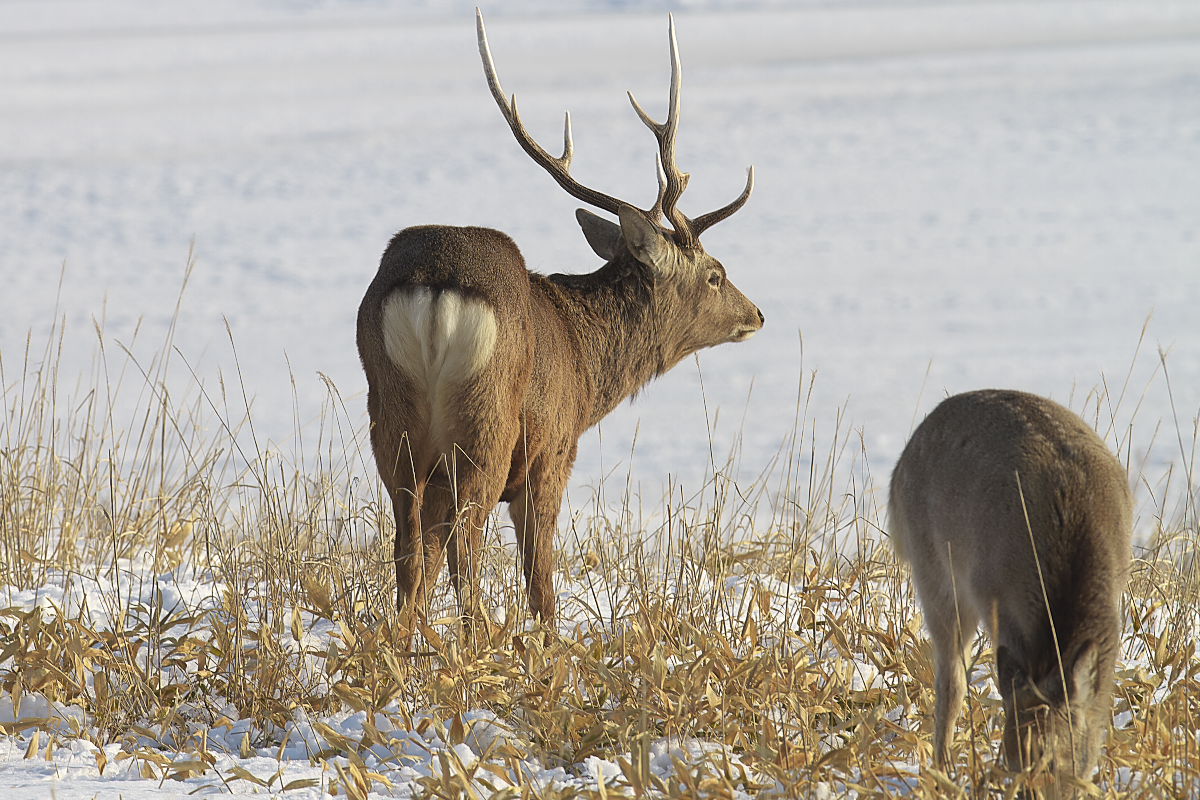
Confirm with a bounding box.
[629,15,754,245]
[691,165,754,236]
[477,10,626,216]
[477,10,753,243]
[626,15,690,239]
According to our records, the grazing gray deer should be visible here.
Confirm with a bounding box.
[356,12,762,636]
[889,389,1131,794]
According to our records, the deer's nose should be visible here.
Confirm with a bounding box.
[756,308,765,327]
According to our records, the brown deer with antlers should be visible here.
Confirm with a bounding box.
[356,12,763,635]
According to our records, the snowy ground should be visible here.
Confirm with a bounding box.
[0,557,806,799]
[3,0,1198,509]
[2,0,1199,796]
[0,552,1188,799]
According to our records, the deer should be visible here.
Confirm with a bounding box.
[356,11,763,641]
[888,389,1132,797]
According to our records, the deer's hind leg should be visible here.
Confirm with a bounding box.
[440,447,510,624]
[910,553,980,769]
[416,453,508,623]
[383,444,508,646]
[367,389,428,647]
[507,444,575,626]
[387,484,417,606]
[423,376,523,628]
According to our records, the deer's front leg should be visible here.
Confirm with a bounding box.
[508,448,574,624]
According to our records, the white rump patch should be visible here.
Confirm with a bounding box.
[381,288,498,386]
[380,288,498,440]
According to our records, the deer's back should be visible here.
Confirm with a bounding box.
[889,389,1131,646]
[364,225,530,308]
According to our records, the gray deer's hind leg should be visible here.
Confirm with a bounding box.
[911,556,980,769]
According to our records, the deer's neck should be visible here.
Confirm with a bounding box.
[548,259,683,428]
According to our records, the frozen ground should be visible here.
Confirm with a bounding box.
[0,554,1185,800]
[3,0,1199,515]
[0,558,813,799]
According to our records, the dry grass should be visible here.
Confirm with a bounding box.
[0,307,1196,798]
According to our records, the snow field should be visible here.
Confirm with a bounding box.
[2,1,1199,797]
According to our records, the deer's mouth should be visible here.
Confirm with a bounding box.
[731,327,760,342]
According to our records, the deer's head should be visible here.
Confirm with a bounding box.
[1004,640,1112,789]
[576,206,762,359]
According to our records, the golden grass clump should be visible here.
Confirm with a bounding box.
[0,313,1197,798]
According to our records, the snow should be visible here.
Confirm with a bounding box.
[0,560,793,798]
[2,0,1199,796]
[3,0,1198,508]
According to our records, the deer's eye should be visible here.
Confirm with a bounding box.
[707,271,723,288]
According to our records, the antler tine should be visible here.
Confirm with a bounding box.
[653,152,668,210]
[476,9,625,215]
[561,112,574,169]
[692,166,755,236]
[628,14,693,242]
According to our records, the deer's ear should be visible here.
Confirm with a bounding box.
[1065,641,1101,705]
[617,205,671,273]
[576,209,622,260]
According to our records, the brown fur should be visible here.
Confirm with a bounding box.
[358,219,761,632]
[358,216,761,636]
[358,16,762,639]
[889,389,1131,795]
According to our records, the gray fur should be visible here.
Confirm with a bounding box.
[889,389,1131,795]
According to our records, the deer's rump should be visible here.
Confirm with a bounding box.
[377,286,498,443]
[357,225,532,466]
